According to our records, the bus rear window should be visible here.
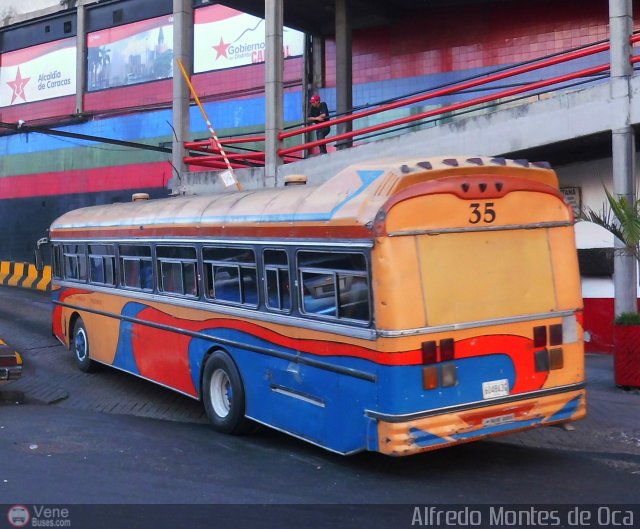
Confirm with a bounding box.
[297,251,370,322]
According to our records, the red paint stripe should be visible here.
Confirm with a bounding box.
[1,38,74,67]
[0,162,171,199]
[0,96,76,123]
[87,15,173,47]
[50,224,373,240]
[194,5,243,25]
[84,79,173,113]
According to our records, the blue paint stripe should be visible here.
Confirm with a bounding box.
[1,53,609,159]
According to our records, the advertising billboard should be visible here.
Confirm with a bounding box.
[194,4,304,74]
[0,38,76,107]
[87,14,174,91]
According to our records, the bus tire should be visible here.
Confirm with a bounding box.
[202,351,252,435]
[72,318,95,373]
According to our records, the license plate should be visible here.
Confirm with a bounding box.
[482,379,509,400]
[482,413,515,427]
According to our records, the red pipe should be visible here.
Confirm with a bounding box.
[279,63,610,156]
[280,42,610,141]
[185,135,266,150]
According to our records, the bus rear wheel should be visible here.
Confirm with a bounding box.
[72,318,96,373]
[202,351,253,435]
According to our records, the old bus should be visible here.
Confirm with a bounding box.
[48,155,585,456]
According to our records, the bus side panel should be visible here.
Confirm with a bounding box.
[98,300,378,454]
[218,338,379,454]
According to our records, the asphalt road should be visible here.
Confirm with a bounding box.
[0,286,639,528]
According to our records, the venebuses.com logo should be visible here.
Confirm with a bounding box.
[6,505,71,527]
[7,505,30,528]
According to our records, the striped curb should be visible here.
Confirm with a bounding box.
[0,262,51,292]
[0,338,22,382]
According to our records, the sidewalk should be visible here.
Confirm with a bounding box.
[497,353,640,467]
[2,343,639,461]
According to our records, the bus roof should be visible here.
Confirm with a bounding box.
[49,155,558,239]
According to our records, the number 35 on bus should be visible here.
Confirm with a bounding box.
[47,155,585,456]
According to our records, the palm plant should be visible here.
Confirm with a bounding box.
[580,187,640,320]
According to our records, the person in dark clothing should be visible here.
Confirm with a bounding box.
[308,94,330,154]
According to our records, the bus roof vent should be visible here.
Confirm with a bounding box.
[514,159,530,167]
[417,161,433,170]
[466,157,484,165]
[532,161,551,169]
[132,193,150,202]
[442,158,459,167]
[490,157,506,166]
[283,174,308,186]
[400,164,412,173]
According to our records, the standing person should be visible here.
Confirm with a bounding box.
[308,94,330,154]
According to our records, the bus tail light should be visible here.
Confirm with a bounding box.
[549,324,563,346]
[421,341,437,364]
[440,338,455,361]
[534,348,564,372]
[534,349,550,372]
[441,363,457,387]
[533,326,547,347]
[549,348,564,370]
[422,366,439,389]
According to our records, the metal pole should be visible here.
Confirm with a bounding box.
[75,0,86,114]
[335,0,352,149]
[609,0,636,316]
[171,0,193,194]
[265,0,284,187]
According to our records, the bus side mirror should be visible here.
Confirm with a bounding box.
[34,249,44,272]
[34,237,49,272]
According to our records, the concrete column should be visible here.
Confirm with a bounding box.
[609,0,636,316]
[75,0,87,114]
[265,0,284,187]
[304,34,325,157]
[170,0,193,193]
[335,0,352,149]
[312,34,324,89]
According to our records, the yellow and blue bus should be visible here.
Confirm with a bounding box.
[48,155,585,456]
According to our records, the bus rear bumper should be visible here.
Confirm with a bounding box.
[374,388,586,456]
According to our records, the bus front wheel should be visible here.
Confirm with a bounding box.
[202,351,252,435]
[72,318,95,373]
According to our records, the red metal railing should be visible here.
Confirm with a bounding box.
[184,36,627,169]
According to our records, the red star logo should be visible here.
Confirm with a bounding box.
[7,67,30,104]
[213,38,230,60]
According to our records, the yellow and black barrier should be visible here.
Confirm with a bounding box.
[0,262,51,292]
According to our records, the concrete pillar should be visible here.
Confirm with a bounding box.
[304,34,325,157]
[609,0,636,316]
[265,0,284,187]
[335,0,352,149]
[312,35,324,90]
[75,0,87,114]
[170,0,193,193]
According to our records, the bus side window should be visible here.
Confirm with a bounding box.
[119,244,153,291]
[88,244,116,286]
[52,244,63,279]
[264,249,290,312]
[63,244,87,282]
[203,246,257,307]
[156,246,198,297]
[297,250,371,323]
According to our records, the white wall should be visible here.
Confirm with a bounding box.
[555,155,640,298]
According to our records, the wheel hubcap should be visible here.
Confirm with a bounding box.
[75,328,87,361]
[210,369,231,418]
